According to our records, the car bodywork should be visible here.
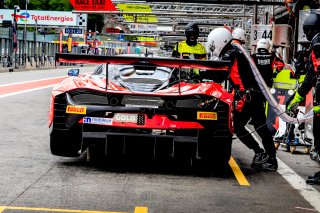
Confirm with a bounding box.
[50,53,233,164]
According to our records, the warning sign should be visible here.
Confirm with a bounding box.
[69,0,117,11]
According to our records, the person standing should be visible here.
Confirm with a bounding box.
[251,38,285,88]
[207,27,278,170]
[172,23,206,60]
[287,13,320,184]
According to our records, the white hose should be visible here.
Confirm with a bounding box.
[233,43,314,124]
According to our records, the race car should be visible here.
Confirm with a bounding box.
[50,53,233,165]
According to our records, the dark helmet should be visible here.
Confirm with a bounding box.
[303,13,320,41]
[185,23,199,40]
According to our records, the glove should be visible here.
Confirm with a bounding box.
[235,99,245,112]
[287,92,304,111]
[314,106,320,115]
[234,89,246,112]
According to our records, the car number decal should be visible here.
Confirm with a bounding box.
[66,105,86,114]
[83,117,113,125]
[197,112,217,120]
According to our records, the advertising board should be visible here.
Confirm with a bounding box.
[0,9,87,26]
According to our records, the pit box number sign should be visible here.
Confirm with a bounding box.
[65,28,83,34]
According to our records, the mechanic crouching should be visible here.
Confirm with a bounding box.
[287,13,320,184]
[206,27,278,170]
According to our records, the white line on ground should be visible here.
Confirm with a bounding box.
[0,85,56,99]
[245,126,320,212]
[0,76,65,87]
[277,160,320,212]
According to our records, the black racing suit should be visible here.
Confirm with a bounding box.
[251,51,285,88]
[296,33,320,154]
[222,42,276,157]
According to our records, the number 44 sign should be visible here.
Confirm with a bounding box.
[250,24,272,46]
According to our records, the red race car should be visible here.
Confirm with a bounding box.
[50,53,234,165]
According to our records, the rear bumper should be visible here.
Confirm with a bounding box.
[83,131,198,143]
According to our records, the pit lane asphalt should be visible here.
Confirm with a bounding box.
[0,67,319,213]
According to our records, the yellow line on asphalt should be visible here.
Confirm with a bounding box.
[0,207,5,213]
[0,206,127,213]
[134,207,148,213]
[229,156,250,186]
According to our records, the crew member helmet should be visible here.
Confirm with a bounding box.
[206,27,232,60]
[257,38,271,53]
[232,28,246,44]
[303,13,320,41]
[185,23,200,40]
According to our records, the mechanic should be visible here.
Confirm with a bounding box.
[287,13,320,184]
[172,23,206,77]
[172,22,206,60]
[207,27,278,170]
[251,38,285,88]
[232,27,247,46]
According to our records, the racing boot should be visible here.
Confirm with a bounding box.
[252,155,278,171]
[308,171,320,179]
[306,171,320,185]
[251,149,268,166]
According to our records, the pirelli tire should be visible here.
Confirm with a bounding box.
[50,128,82,157]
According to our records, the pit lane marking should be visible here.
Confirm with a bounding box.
[0,77,66,96]
[0,85,57,99]
[229,157,250,186]
[0,206,148,213]
[0,76,66,87]
[247,127,320,212]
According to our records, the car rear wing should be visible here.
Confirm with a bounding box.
[56,53,231,93]
[55,53,230,71]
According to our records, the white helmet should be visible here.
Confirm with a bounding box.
[232,28,246,44]
[206,27,232,60]
[257,38,271,52]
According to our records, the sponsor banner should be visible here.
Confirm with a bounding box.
[123,35,159,42]
[129,23,157,32]
[83,117,113,125]
[117,4,158,23]
[66,105,86,114]
[0,9,86,26]
[197,112,217,120]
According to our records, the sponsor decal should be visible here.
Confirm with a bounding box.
[66,105,86,114]
[197,112,217,120]
[114,113,138,123]
[83,117,113,125]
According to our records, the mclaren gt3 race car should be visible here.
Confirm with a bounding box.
[50,54,233,165]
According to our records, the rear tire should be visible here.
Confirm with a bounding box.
[50,128,82,157]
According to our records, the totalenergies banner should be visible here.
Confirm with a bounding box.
[0,9,80,26]
[117,4,158,23]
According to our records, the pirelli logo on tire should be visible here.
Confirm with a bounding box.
[197,112,217,120]
[66,105,87,115]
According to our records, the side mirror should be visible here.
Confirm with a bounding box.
[68,69,80,76]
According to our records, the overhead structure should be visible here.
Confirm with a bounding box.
[97,0,289,43]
